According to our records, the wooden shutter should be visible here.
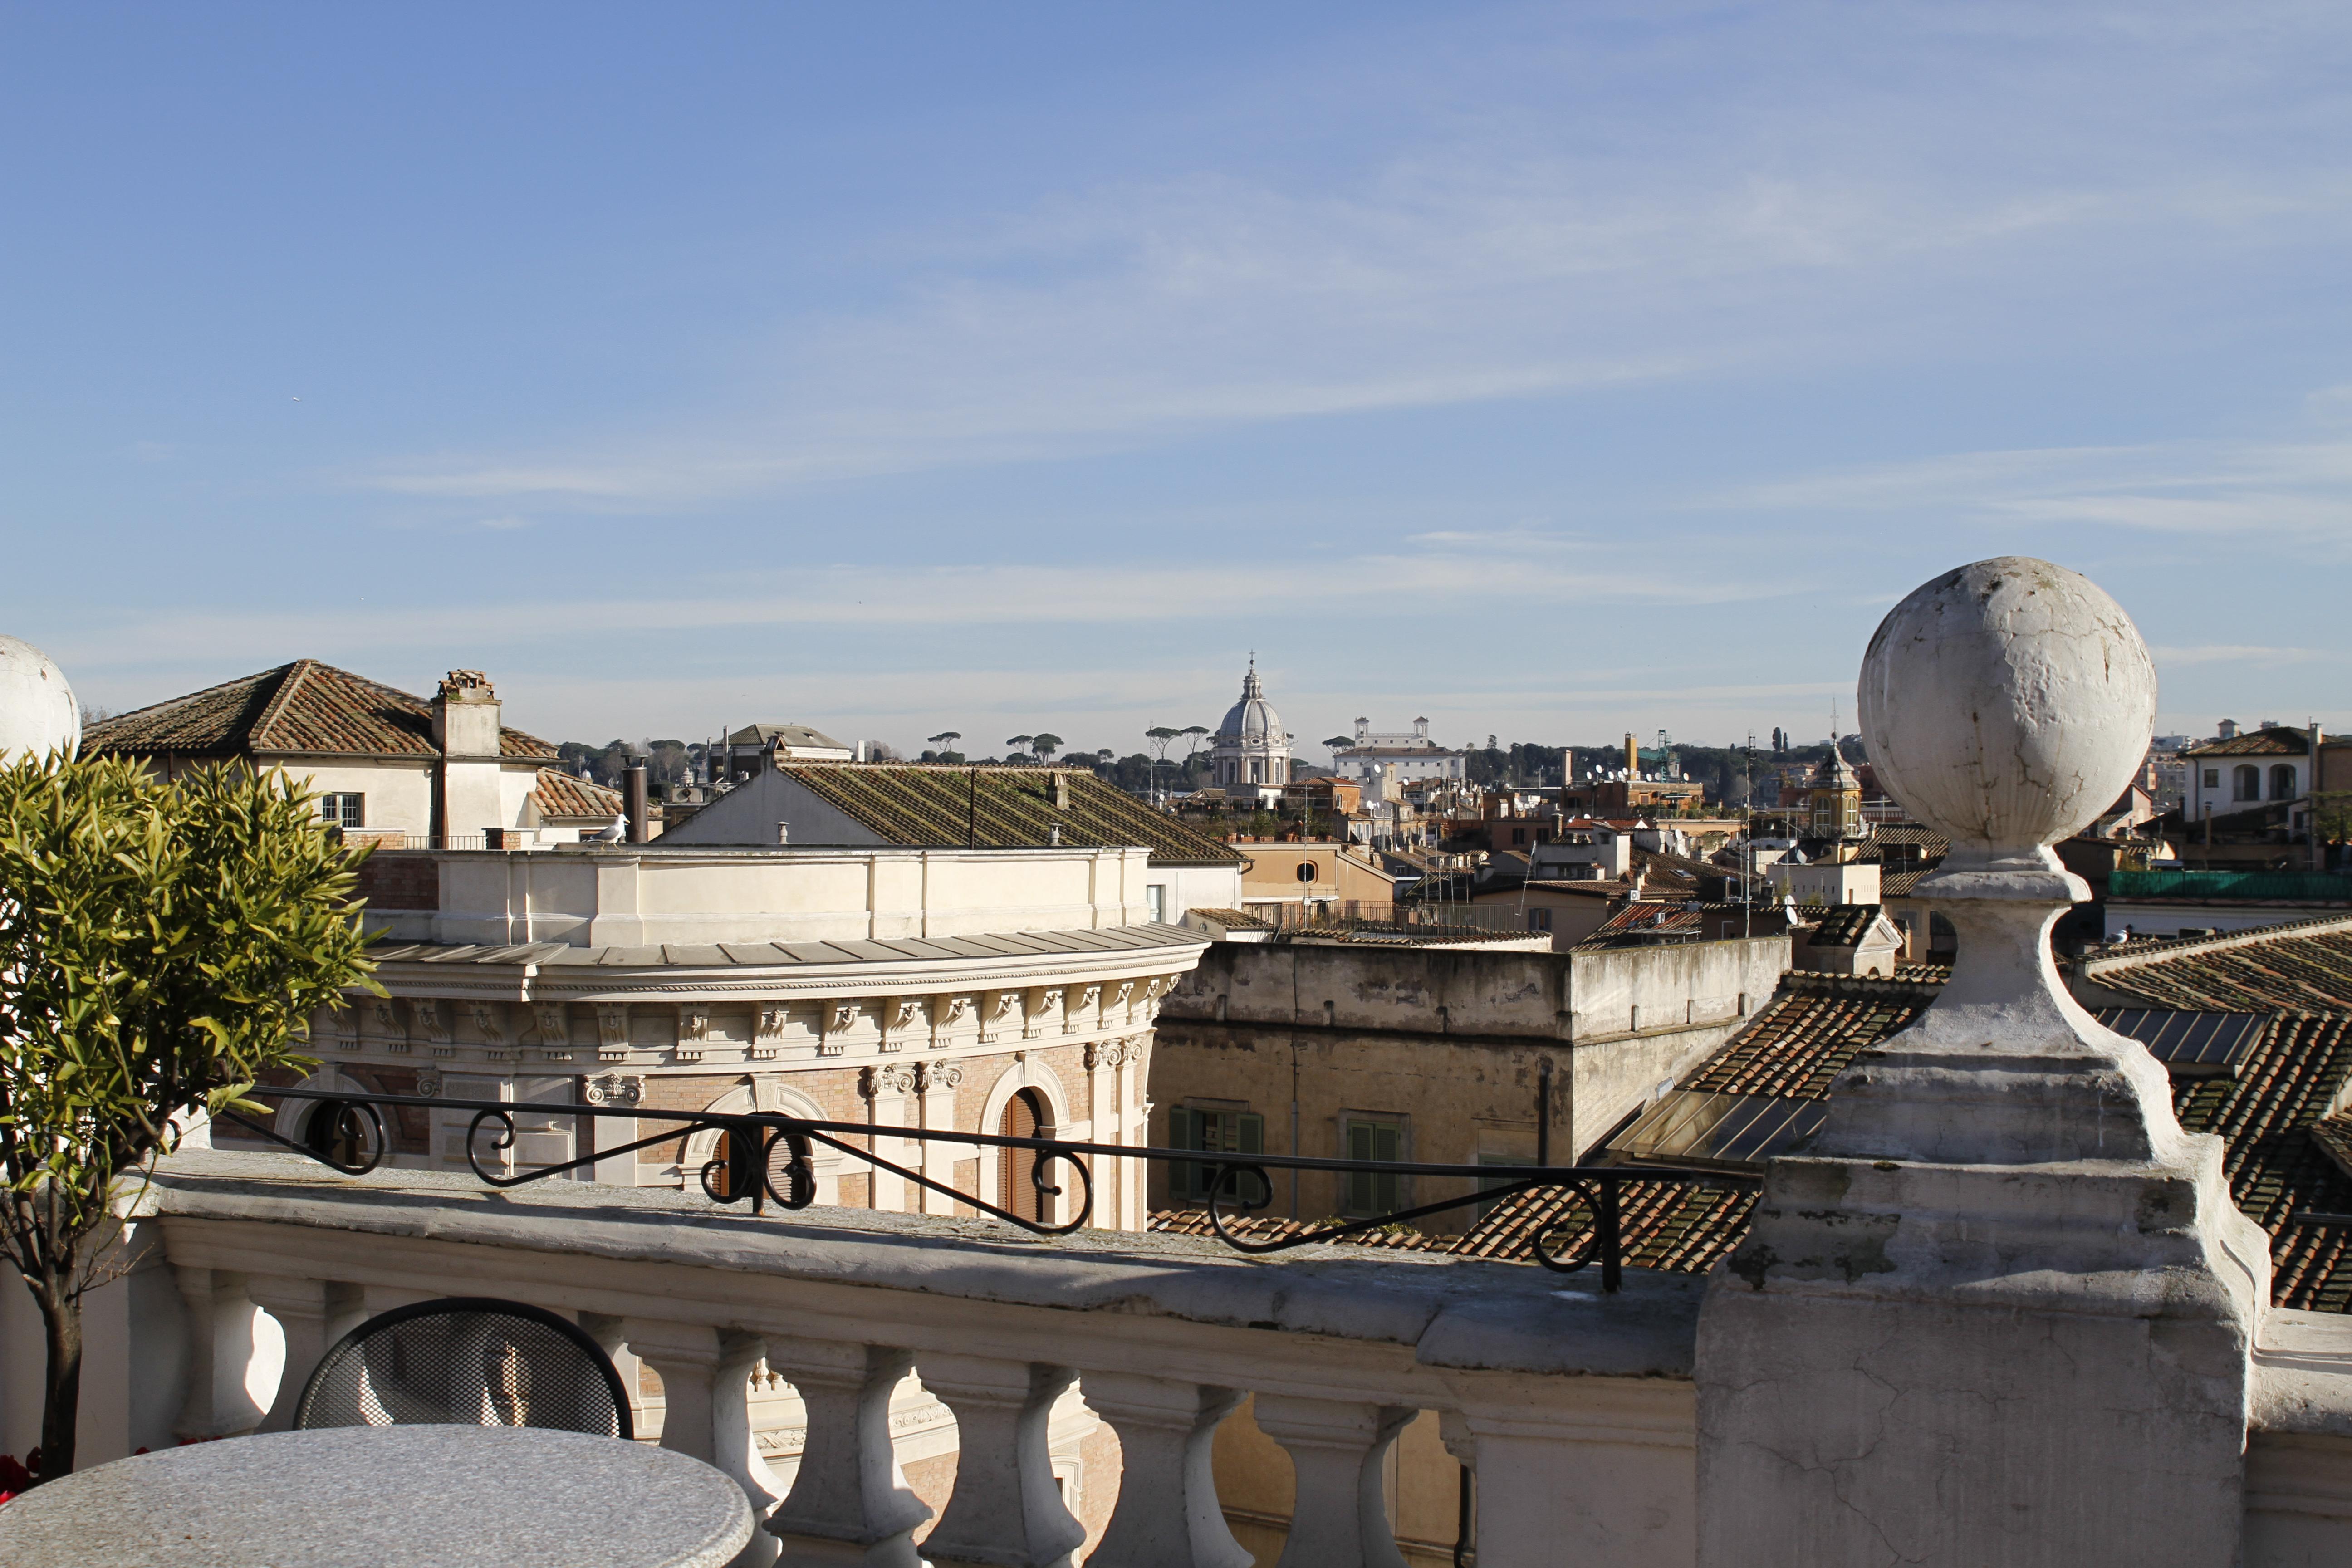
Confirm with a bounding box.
[1001,1090,1044,1222]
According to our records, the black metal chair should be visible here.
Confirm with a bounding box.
[293,1296,633,1439]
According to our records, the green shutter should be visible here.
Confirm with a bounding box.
[1238,1113,1264,1155]
[1169,1108,1200,1199]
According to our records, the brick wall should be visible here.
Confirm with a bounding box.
[353,852,439,911]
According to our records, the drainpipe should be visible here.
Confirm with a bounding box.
[1536,1057,1552,1166]
[1290,1043,1302,1220]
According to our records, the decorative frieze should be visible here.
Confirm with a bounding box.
[1028,989,1062,1041]
[916,1062,962,1094]
[679,1004,710,1043]
[822,1002,858,1058]
[414,1068,442,1097]
[469,1002,507,1046]
[982,992,1019,1044]
[595,1003,631,1063]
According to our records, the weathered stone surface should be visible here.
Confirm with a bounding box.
[0,1425,751,1567]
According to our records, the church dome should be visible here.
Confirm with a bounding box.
[1217,665,1284,743]
[0,636,79,765]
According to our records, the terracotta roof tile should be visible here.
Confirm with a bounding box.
[529,769,623,821]
[2184,728,2310,757]
[2080,921,2352,1012]
[83,661,557,762]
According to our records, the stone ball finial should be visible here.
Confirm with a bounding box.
[0,635,80,765]
[1859,557,2154,864]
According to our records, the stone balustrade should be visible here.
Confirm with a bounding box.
[10,1148,2352,1564]
[118,1149,1707,1567]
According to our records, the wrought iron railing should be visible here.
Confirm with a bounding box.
[221,1087,1751,1293]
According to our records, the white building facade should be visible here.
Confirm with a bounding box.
[1333,715,1467,787]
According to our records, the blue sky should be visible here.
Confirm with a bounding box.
[5,2,2349,760]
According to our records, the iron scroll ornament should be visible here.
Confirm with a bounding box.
[233,1085,1738,1284]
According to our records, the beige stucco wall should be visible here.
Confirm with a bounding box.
[1152,936,1789,1230]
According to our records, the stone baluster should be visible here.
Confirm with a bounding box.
[916,1353,1085,1568]
[172,1268,266,1440]
[577,1310,648,1436]
[764,1337,931,1568]
[1437,1387,1695,1565]
[1249,1395,1414,1568]
[1081,1372,1251,1568]
[626,1319,723,1463]
[246,1277,356,1432]
[714,1332,787,1567]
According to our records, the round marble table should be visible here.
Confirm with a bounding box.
[0,1426,754,1567]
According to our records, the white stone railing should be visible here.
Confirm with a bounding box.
[126,1149,1705,1568]
[13,1147,2352,1565]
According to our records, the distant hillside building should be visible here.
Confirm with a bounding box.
[1332,714,1466,788]
[716,722,854,782]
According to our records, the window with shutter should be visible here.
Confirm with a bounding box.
[1343,1118,1404,1215]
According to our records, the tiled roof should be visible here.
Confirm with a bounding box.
[2078,919,2352,1012]
[1682,975,1936,1100]
[1184,906,1274,931]
[1803,903,1887,947]
[2173,1014,2352,1313]
[83,661,557,762]
[1578,903,1701,946]
[2184,728,2309,757]
[1881,867,1933,897]
[778,764,1242,865]
[529,769,623,821]
[1868,824,1950,851]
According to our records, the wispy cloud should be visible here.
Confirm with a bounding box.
[1694,435,2352,544]
[2151,644,2328,667]
[340,5,2352,511]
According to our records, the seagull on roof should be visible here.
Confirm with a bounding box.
[591,814,627,843]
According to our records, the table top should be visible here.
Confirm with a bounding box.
[0,1426,754,1568]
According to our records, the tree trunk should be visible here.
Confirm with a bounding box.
[32,1273,80,1479]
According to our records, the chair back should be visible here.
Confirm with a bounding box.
[294,1296,632,1439]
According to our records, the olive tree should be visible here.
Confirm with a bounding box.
[0,755,377,1475]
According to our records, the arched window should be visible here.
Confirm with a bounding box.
[999,1088,1049,1223]
[2272,763,2298,801]
[2234,765,2261,803]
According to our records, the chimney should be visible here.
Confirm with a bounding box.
[624,765,649,843]
[1625,732,1639,780]
[430,671,504,843]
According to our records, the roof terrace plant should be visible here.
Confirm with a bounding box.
[0,755,377,1477]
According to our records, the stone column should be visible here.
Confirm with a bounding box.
[1082,1372,1251,1568]
[916,1353,1085,1568]
[861,1065,917,1213]
[764,1337,931,1568]
[1438,1383,1695,1568]
[1695,559,2270,1568]
[917,1063,963,1218]
[1249,1394,1414,1568]
[172,1268,265,1440]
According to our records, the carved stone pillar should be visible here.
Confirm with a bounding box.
[247,1276,353,1433]
[916,1353,1085,1568]
[1249,1395,1413,1568]
[764,1337,930,1568]
[172,1268,265,1441]
[860,1063,918,1212]
[916,1062,963,1217]
[1696,559,2267,1568]
[1082,1372,1250,1568]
